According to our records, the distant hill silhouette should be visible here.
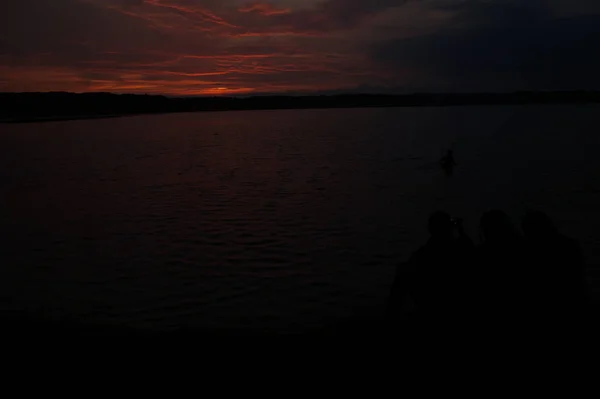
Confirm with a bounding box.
[2,91,600,123]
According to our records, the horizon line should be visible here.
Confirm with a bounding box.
[2,89,600,98]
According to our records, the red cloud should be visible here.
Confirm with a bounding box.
[0,0,402,95]
[238,3,292,16]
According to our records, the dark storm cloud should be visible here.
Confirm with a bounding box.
[314,0,408,30]
[125,0,408,35]
[0,1,158,51]
[371,0,600,91]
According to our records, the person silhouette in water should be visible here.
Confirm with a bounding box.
[522,211,586,317]
[440,150,456,176]
[387,211,473,324]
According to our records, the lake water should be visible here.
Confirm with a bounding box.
[1,106,599,332]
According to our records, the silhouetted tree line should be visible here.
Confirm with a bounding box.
[2,91,600,122]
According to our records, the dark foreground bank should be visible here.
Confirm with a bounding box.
[4,302,598,343]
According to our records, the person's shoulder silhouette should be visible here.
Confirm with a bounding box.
[387,211,474,322]
[413,212,472,275]
[474,210,525,313]
[522,211,586,312]
[479,210,522,247]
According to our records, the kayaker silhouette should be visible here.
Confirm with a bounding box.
[440,150,456,176]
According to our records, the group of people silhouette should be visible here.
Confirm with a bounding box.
[387,210,587,327]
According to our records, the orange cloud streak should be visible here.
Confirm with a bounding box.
[238,3,292,16]
[144,0,239,28]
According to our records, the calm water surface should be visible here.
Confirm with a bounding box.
[1,106,599,331]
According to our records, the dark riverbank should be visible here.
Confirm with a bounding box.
[4,302,598,341]
[2,91,600,123]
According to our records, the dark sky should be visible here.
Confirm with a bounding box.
[2,0,599,95]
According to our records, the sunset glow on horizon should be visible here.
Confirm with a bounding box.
[2,1,600,95]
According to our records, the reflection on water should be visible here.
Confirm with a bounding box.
[1,105,599,331]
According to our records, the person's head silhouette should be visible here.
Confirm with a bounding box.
[522,211,557,239]
[480,210,519,243]
[428,211,454,238]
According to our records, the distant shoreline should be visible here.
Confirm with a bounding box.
[2,91,600,124]
[0,114,127,124]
